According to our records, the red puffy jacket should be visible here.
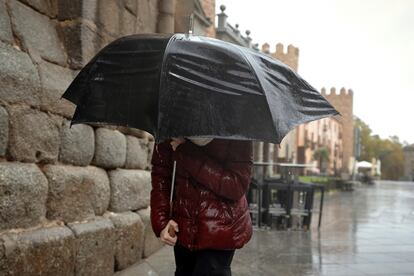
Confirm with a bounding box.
[150,139,253,251]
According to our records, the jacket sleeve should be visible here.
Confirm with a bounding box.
[150,140,172,237]
[174,140,253,201]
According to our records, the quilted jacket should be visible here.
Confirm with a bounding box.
[150,138,253,251]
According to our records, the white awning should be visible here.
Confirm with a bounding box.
[356,161,372,168]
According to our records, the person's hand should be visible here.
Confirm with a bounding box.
[160,220,179,246]
[170,138,186,151]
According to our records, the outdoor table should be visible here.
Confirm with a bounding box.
[249,162,325,229]
[264,181,325,229]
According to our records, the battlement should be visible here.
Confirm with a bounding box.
[261,42,299,71]
[319,86,354,174]
[261,42,299,58]
[278,43,299,56]
[321,87,353,97]
[261,43,270,53]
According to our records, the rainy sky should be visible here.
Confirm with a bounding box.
[217,0,414,144]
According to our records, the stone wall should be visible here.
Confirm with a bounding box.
[0,1,164,275]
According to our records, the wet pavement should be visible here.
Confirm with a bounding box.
[141,181,414,275]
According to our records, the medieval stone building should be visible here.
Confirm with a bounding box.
[287,86,354,176]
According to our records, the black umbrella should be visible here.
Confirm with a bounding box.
[62,33,338,144]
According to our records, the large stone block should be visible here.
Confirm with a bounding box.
[59,120,94,166]
[82,0,121,37]
[123,0,137,15]
[107,212,145,270]
[56,0,82,20]
[119,6,137,36]
[7,105,61,163]
[58,20,114,69]
[85,166,110,216]
[125,135,148,169]
[81,23,114,62]
[157,13,174,33]
[158,0,175,14]
[19,0,58,18]
[67,218,115,276]
[57,20,82,69]
[92,128,127,169]
[0,0,13,44]
[107,125,148,138]
[0,41,41,107]
[43,165,110,223]
[0,162,48,230]
[9,0,66,65]
[108,169,151,212]
[136,0,158,33]
[147,141,155,170]
[0,226,76,276]
[0,106,8,156]
[137,208,164,258]
[44,165,94,222]
[38,60,75,117]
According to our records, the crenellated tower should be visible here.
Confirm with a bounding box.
[262,42,300,72]
[321,87,354,173]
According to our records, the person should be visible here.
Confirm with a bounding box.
[150,137,253,276]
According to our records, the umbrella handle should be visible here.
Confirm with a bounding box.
[169,161,177,218]
[168,161,177,238]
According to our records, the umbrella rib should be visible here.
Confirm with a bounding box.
[171,65,263,96]
[93,67,160,77]
[172,55,255,81]
[231,44,280,141]
[169,72,242,96]
[169,55,259,91]
[103,49,162,55]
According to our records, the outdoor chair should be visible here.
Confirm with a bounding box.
[247,178,268,227]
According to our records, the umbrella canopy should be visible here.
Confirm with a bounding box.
[62,33,339,144]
